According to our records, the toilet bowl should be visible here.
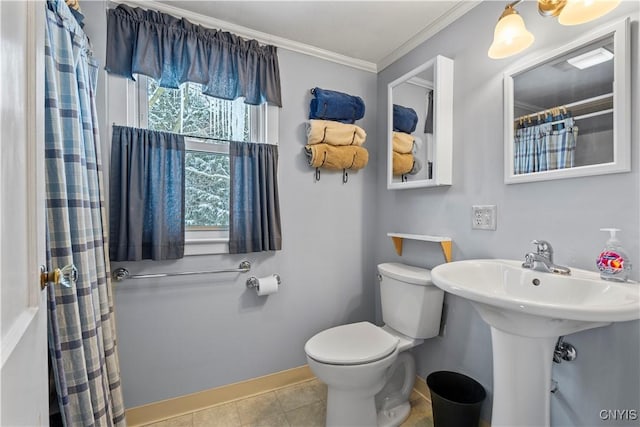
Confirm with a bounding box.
[304,263,444,427]
[305,321,400,427]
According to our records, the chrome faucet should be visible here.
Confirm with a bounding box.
[522,240,571,275]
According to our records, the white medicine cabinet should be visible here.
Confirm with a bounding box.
[387,55,454,190]
[503,18,630,184]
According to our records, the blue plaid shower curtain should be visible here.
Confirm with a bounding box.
[45,0,126,425]
[514,115,577,174]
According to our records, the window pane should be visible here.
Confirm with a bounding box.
[147,79,252,142]
[185,151,229,229]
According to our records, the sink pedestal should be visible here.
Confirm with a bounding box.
[474,302,610,427]
[491,328,556,426]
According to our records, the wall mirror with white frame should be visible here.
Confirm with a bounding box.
[387,55,454,190]
[504,18,630,184]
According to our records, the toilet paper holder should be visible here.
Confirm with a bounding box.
[246,274,281,290]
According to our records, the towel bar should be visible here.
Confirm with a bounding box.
[112,261,251,282]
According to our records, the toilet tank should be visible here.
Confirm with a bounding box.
[377,263,444,339]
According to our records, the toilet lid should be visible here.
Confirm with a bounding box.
[305,322,399,365]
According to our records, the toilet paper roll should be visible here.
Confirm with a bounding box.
[255,275,279,296]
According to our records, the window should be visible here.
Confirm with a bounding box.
[137,77,278,254]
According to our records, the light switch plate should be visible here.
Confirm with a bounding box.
[472,205,497,230]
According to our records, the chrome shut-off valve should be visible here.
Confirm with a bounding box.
[553,336,577,364]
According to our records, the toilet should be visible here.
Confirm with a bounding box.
[304,263,444,427]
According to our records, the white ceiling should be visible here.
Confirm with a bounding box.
[154,1,478,71]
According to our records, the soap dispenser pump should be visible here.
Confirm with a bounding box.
[596,228,631,282]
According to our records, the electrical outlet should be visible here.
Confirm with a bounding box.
[472,205,497,230]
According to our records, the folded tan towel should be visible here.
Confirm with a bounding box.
[305,144,369,170]
[66,0,81,10]
[392,132,414,154]
[307,120,367,146]
[393,152,414,175]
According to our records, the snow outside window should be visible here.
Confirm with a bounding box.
[139,77,268,254]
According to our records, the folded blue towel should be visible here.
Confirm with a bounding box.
[393,104,418,134]
[309,87,365,124]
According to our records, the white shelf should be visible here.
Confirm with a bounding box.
[387,233,451,242]
[387,233,452,263]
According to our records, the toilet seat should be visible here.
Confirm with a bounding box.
[305,322,399,366]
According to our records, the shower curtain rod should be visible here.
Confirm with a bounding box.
[515,92,613,123]
[111,261,251,281]
[542,108,613,127]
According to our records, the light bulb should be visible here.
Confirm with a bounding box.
[558,0,621,25]
[488,11,535,59]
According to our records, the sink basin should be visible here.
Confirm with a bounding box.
[431,259,640,427]
[432,259,639,327]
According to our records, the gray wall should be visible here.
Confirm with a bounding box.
[82,2,378,408]
[375,2,640,426]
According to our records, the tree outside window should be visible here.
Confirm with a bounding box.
[146,79,253,230]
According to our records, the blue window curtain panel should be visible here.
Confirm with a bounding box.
[44,0,126,425]
[105,4,282,107]
[229,142,282,253]
[110,126,186,261]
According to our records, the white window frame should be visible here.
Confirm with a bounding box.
[181,139,231,255]
[129,75,279,255]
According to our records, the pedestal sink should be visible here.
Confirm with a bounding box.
[431,259,640,427]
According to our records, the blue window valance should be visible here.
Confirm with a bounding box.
[105,4,282,107]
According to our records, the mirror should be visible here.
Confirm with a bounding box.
[387,55,454,190]
[504,18,630,184]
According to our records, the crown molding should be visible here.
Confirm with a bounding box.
[109,0,378,73]
[377,1,482,71]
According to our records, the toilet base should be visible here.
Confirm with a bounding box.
[326,387,379,427]
[377,401,411,427]
[375,351,416,427]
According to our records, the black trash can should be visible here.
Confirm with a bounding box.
[427,371,486,427]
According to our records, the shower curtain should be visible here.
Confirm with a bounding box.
[45,0,126,425]
[514,114,577,174]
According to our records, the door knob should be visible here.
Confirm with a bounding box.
[40,264,77,290]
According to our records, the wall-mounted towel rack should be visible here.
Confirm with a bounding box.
[112,261,251,282]
[312,167,350,183]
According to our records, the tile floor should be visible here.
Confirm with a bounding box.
[144,378,434,427]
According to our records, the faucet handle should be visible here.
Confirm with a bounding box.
[531,240,553,259]
[523,253,535,268]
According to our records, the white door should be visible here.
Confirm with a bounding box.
[0,1,48,425]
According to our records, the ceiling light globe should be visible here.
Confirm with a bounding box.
[488,13,535,59]
[558,0,621,25]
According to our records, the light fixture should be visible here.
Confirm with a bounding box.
[488,4,535,59]
[557,0,622,26]
[489,0,621,59]
[566,47,614,69]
